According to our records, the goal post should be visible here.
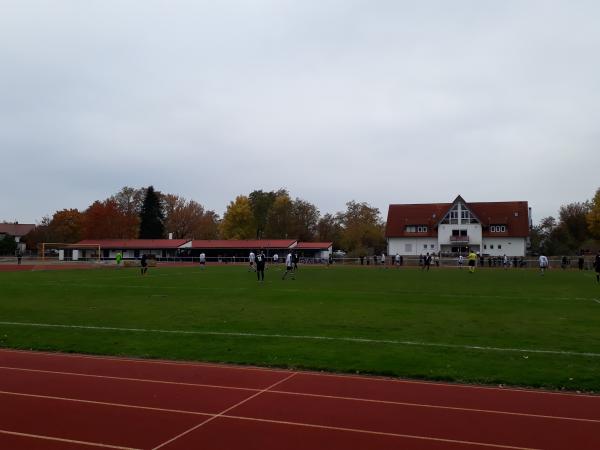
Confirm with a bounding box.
[40,243,102,262]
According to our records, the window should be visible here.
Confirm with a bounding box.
[490,225,506,233]
[484,245,487,249]
[490,245,494,249]
[430,244,435,249]
[405,244,412,252]
[406,225,427,233]
[417,226,428,233]
[460,229,467,236]
[498,245,502,249]
[423,244,428,249]
[405,226,416,232]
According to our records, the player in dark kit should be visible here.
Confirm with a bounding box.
[594,251,600,284]
[256,250,266,282]
[140,254,148,276]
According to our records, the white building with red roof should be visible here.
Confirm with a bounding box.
[385,196,530,257]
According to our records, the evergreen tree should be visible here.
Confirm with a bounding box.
[138,186,165,238]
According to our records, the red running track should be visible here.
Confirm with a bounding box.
[0,349,598,450]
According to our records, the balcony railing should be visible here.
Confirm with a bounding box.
[449,235,469,242]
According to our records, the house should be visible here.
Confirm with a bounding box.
[0,223,35,252]
[386,196,530,257]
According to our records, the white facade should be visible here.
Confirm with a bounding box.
[388,237,438,256]
[387,198,528,257]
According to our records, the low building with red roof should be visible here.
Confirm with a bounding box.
[73,239,190,260]
[385,196,530,256]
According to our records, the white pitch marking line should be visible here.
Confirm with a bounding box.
[151,372,299,450]
[1,347,600,399]
[0,428,141,450]
[1,320,599,358]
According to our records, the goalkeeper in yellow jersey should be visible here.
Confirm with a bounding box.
[467,249,477,273]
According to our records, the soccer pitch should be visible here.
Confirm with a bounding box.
[1,264,599,391]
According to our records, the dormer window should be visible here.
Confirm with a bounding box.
[405,225,428,233]
[490,225,506,232]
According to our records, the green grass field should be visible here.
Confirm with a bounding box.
[1,264,599,391]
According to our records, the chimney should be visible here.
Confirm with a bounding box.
[168,233,173,240]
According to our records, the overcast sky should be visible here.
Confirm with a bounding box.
[1,0,599,225]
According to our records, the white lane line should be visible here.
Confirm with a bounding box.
[1,348,598,399]
[1,320,599,358]
[0,428,141,449]
[1,366,598,424]
[221,415,541,450]
[151,372,298,450]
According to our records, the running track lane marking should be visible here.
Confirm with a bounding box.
[0,388,539,450]
[150,372,299,450]
[0,429,141,450]
[2,320,599,358]
[222,415,540,450]
[1,366,598,424]
[2,348,599,398]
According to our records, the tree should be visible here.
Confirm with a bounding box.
[82,199,137,239]
[336,201,385,255]
[265,191,294,238]
[194,210,220,239]
[163,194,219,239]
[290,198,319,241]
[318,213,342,241]
[47,209,84,243]
[248,190,278,239]
[138,186,165,239]
[0,234,17,255]
[23,216,51,251]
[220,195,254,239]
[109,186,144,237]
[587,188,600,239]
[558,202,590,249]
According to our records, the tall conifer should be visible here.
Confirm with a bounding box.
[138,186,165,238]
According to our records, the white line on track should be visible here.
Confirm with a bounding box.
[1,320,599,358]
[151,372,299,450]
[0,428,141,449]
[0,365,597,424]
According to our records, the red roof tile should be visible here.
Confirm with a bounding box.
[386,200,529,238]
[0,223,35,236]
[75,239,188,249]
[191,240,297,249]
[296,242,333,250]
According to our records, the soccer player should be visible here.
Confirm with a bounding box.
[115,251,123,267]
[282,251,295,280]
[248,251,256,271]
[199,252,206,269]
[293,252,299,270]
[273,253,279,264]
[422,253,431,271]
[380,252,386,266]
[467,249,477,273]
[594,251,600,283]
[140,254,148,276]
[458,254,464,269]
[256,250,266,281]
[539,254,549,275]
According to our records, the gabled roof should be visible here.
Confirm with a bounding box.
[75,239,188,249]
[191,239,297,249]
[0,223,35,237]
[469,201,529,237]
[386,203,450,237]
[296,242,333,250]
[386,199,529,238]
